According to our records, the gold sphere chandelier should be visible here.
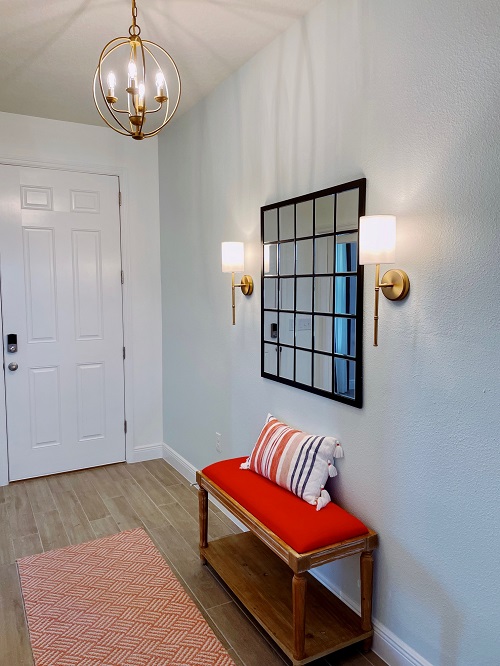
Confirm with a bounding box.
[93,0,181,140]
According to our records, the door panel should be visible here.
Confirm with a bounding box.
[28,366,62,448]
[77,362,106,441]
[72,230,103,340]
[23,227,58,342]
[0,165,125,481]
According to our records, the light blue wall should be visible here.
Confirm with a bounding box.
[158,1,500,664]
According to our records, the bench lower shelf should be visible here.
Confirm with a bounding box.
[202,531,372,666]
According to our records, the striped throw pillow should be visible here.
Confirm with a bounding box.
[243,414,342,510]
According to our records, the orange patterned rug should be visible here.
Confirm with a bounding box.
[17,528,235,666]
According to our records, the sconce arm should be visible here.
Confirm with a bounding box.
[374,264,381,347]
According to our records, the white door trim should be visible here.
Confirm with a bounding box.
[0,157,137,485]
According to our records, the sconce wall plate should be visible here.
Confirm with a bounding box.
[239,275,254,296]
[381,269,410,301]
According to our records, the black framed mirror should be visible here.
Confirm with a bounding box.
[261,178,365,407]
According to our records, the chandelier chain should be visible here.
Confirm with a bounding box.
[130,0,140,36]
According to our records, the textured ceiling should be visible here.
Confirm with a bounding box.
[1,0,322,127]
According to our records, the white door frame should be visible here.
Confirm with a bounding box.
[0,157,137,486]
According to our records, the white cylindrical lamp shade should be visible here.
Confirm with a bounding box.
[359,215,397,265]
[221,242,245,273]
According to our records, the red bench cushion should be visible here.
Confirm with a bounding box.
[202,457,369,554]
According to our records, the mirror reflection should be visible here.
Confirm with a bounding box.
[296,277,313,312]
[296,314,312,349]
[279,205,294,240]
[263,278,278,309]
[264,243,278,275]
[315,236,335,274]
[296,200,313,237]
[334,317,356,357]
[314,315,333,353]
[336,189,359,231]
[315,195,334,235]
[314,354,332,392]
[279,312,294,346]
[296,349,312,385]
[296,239,313,274]
[263,311,278,343]
[263,343,277,375]
[314,277,333,313]
[335,277,357,315]
[279,346,294,380]
[334,358,356,399]
[279,242,295,275]
[279,278,294,310]
[263,209,278,242]
[336,234,357,273]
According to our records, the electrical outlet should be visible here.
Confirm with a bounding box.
[215,432,222,453]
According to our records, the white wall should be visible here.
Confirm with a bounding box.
[158,0,500,664]
[0,111,164,464]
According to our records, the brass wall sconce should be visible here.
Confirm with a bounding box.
[221,242,254,325]
[359,215,410,346]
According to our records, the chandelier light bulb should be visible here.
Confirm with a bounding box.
[128,60,137,81]
[105,71,118,103]
[154,70,167,103]
[107,71,117,89]
[107,72,117,100]
[138,83,146,110]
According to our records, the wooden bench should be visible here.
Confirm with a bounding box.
[197,458,378,666]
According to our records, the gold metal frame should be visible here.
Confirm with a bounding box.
[93,0,181,140]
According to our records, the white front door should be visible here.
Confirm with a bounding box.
[0,165,125,481]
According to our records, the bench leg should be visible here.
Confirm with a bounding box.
[292,573,307,661]
[360,550,374,651]
[198,487,208,564]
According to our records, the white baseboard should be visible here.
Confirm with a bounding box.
[162,442,197,483]
[313,569,434,666]
[162,443,248,530]
[129,442,164,462]
[161,443,432,666]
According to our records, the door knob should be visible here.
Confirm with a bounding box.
[8,362,18,372]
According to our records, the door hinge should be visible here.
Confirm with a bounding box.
[121,270,124,284]
[123,346,126,360]
[124,419,128,434]
[118,191,122,206]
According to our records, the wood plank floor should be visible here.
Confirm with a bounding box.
[0,460,387,666]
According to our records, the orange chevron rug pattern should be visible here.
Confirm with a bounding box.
[17,528,235,666]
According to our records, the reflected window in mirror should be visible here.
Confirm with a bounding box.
[261,178,365,407]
